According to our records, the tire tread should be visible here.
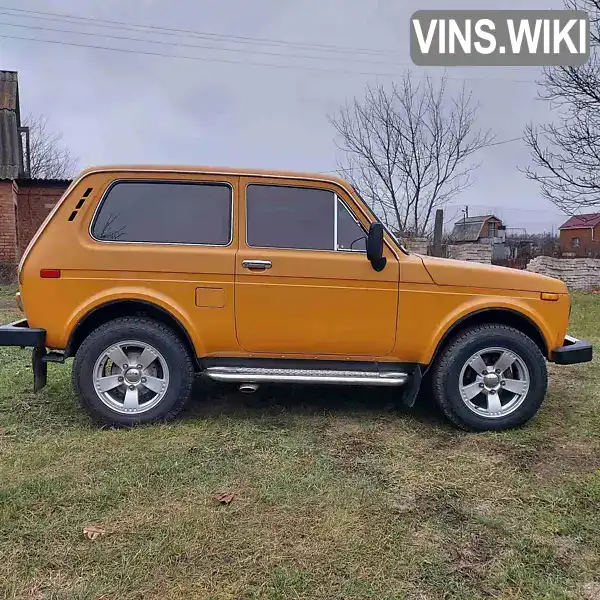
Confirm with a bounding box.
[431,324,547,431]
[73,316,194,427]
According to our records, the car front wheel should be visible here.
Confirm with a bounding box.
[431,324,548,431]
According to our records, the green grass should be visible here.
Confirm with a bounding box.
[1,293,600,599]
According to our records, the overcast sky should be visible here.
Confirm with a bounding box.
[0,0,571,232]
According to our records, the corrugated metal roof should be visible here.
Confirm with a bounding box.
[16,178,72,187]
[457,214,499,224]
[0,71,18,111]
[0,71,21,180]
[450,214,501,242]
[559,213,600,230]
[451,220,485,242]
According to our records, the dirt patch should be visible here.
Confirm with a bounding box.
[452,531,501,579]
[533,442,600,484]
[0,298,16,309]
[479,438,599,483]
[323,423,381,468]
[415,488,471,526]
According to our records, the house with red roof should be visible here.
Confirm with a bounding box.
[559,213,600,257]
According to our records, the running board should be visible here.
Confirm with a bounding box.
[204,366,409,386]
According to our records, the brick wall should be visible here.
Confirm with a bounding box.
[0,180,18,269]
[15,184,65,257]
[0,179,69,271]
[526,256,600,290]
[559,227,600,257]
[480,218,501,239]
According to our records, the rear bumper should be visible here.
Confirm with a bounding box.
[0,319,45,347]
[0,320,47,391]
[552,335,593,365]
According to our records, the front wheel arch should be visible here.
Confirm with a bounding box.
[426,308,548,374]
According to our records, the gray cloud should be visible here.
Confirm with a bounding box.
[0,0,569,231]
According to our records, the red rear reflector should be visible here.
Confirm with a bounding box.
[40,269,61,279]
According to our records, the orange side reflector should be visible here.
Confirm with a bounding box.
[541,292,559,301]
[40,269,61,279]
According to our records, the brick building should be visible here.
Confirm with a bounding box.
[559,213,600,257]
[0,70,71,274]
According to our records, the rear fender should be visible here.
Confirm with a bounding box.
[65,287,204,356]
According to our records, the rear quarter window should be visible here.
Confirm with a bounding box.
[91,181,232,245]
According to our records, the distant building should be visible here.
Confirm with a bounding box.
[450,214,505,244]
[0,70,71,269]
[559,213,600,257]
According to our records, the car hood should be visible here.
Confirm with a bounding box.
[419,255,567,293]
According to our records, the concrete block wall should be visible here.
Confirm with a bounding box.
[403,237,429,254]
[448,243,492,264]
[526,256,600,290]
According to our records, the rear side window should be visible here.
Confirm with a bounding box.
[91,181,232,245]
[246,185,334,250]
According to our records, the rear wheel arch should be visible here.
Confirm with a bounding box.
[428,308,549,370]
[66,300,200,369]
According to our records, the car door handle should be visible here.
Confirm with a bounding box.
[242,259,272,270]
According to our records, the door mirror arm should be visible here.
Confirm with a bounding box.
[367,223,387,272]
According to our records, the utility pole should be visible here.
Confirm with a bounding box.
[433,209,444,257]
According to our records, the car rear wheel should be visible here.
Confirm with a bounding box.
[431,324,547,431]
[73,317,194,426]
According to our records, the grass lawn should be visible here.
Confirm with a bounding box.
[1,289,600,600]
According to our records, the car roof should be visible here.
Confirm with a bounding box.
[78,165,350,187]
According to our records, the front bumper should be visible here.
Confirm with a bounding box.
[552,335,593,365]
[0,320,47,391]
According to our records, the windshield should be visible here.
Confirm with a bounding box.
[351,187,409,255]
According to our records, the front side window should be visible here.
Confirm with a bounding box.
[337,200,366,251]
[572,237,581,248]
[246,184,366,252]
[246,185,335,250]
[91,181,232,245]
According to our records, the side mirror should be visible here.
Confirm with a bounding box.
[367,223,387,272]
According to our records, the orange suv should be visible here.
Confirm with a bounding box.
[0,166,592,430]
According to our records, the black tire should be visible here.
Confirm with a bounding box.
[431,324,548,431]
[73,317,194,427]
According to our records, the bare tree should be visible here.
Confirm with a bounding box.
[523,0,600,214]
[23,113,77,179]
[330,73,493,237]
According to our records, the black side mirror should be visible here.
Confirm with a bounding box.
[367,223,387,272]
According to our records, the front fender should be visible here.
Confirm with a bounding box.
[423,296,554,364]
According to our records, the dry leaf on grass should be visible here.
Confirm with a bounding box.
[213,492,236,504]
[83,525,106,541]
[583,582,600,600]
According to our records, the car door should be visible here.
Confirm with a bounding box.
[234,177,399,357]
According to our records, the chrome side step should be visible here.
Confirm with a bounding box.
[204,366,409,386]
